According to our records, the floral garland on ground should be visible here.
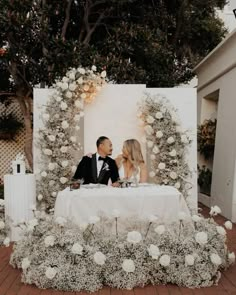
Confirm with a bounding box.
[36,66,106,210]
[0,200,10,246]
[139,93,193,207]
[10,206,235,292]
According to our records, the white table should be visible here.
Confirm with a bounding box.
[54,184,191,225]
[4,174,36,241]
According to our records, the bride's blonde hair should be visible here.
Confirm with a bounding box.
[123,139,144,167]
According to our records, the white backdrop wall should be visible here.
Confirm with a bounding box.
[33,86,197,209]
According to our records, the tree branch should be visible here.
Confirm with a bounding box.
[61,0,73,41]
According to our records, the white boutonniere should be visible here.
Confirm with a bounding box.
[102,163,110,171]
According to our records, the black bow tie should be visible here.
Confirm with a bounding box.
[98,156,107,161]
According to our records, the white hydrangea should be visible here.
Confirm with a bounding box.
[228,252,235,264]
[185,254,195,266]
[94,251,106,265]
[55,216,67,227]
[0,220,5,229]
[89,216,100,224]
[61,82,68,90]
[74,100,83,109]
[22,257,31,270]
[195,232,208,245]
[44,149,52,156]
[60,102,67,110]
[68,72,76,80]
[146,115,155,124]
[155,112,163,119]
[156,131,163,138]
[62,76,69,83]
[71,243,83,255]
[154,225,165,235]
[170,171,177,179]
[169,149,177,157]
[44,235,55,247]
[122,259,135,273]
[60,177,68,184]
[61,121,69,129]
[210,253,222,266]
[91,65,97,71]
[3,237,10,247]
[224,221,233,230]
[192,215,202,222]
[216,226,226,236]
[127,231,142,244]
[61,160,69,167]
[174,182,181,189]
[48,135,56,142]
[60,146,68,153]
[158,163,166,170]
[159,254,170,267]
[45,267,57,279]
[152,146,160,154]
[167,136,175,144]
[148,244,160,259]
[48,163,56,171]
[149,171,155,178]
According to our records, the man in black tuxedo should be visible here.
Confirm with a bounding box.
[72,136,120,186]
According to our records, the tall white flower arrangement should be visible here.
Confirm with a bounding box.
[36,66,106,209]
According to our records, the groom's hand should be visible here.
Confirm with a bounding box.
[112,182,120,187]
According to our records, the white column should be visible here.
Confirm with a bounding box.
[4,174,36,241]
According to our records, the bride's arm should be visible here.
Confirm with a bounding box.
[139,163,148,183]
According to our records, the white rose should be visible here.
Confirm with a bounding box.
[181,135,189,144]
[156,131,163,138]
[155,112,163,119]
[69,83,77,91]
[62,76,69,83]
[210,205,221,216]
[185,254,195,266]
[228,252,235,264]
[174,182,181,189]
[61,160,69,167]
[210,253,222,266]
[37,194,43,201]
[60,177,68,184]
[224,221,233,230]
[77,77,84,84]
[148,244,160,259]
[122,259,135,273]
[154,225,165,235]
[55,96,63,102]
[60,102,67,110]
[94,251,106,265]
[43,113,50,121]
[149,171,155,178]
[146,115,155,124]
[22,257,31,270]
[71,243,83,255]
[49,180,55,186]
[48,163,56,171]
[147,141,154,148]
[144,125,153,135]
[78,68,85,74]
[152,146,160,154]
[74,100,83,108]
[44,235,55,247]
[48,135,56,142]
[192,215,202,222]
[178,211,187,221]
[41,171,47,177]
[61,121,69,129]
[56,81,63,88]
[148,215,158,223]
[169,149,177,157]
[61,82,68,90]
[58,132,64,138]
[159,254,170,267]
[101,70,106,78]
[83,84,90,91]
[0,221,5,229]
[51,192,57,197]
[69,72,75,80]
[170,171,177,179]
[3,237,10,247]
[91,65,97,71]
[158,163,166,170]
[44,149,52,156]
[216,226,226,236]
[70,136,76,143]
[195,232,208,245]
[65,91,72,98]
[80,93,87,99]
[112,209,120,218]
[55,216,67,227]
[167,137,175,144]
[127,231,142,244]
[60,146,68,153]
[45,267,57,280]
[89,216,100,224]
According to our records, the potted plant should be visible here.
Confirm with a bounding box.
[197,165,212,196]
[197,119,216,159]
[0,112,23,140]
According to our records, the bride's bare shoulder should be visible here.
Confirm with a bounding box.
[115,154,123,167]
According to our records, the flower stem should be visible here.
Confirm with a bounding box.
[145,222,152,239]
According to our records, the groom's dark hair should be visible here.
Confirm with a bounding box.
[96,136,109,148]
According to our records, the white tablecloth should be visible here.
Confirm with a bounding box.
[4,174,36,241]
[54,184,191,224]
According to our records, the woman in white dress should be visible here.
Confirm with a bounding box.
[115,139,147,183]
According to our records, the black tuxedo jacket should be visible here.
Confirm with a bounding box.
[72,153,119,185]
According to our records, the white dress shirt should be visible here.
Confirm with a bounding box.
[96,153,104,177]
